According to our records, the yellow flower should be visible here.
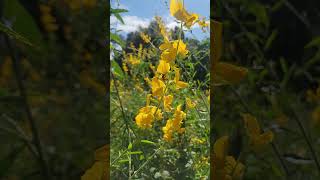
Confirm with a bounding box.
[162,105,186,141]
[212,136,245,180]
[164,95,173,112]
[151,77,166,97]
[155,16,170,42]
[122,62,128,72]
[174,67,188,89]
[198,18,209,32]
[186,97,196,109]
[159,40,188,63]
[135,105,163,129]
[157,60,170,74]
[212,21,248,85]
[170,0,199,28]
[140,32,151,43]
[225,156,245,180]
[242,113,274,151]
[127,54,140,65]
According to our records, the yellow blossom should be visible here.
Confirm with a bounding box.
[127,54,140,65]
[162,105,186,141]
[186,97,196,109]
[155,16,170,42]
[164,95,173,112]
[135,104,163,129]
[170,0,199,28]
[151,77,166,97]
[242,113,274,151]
[174,67,188,89]
[159,40,188,63]
[140,32,151,43]
[157,60,170,74]
[212,136,245,180]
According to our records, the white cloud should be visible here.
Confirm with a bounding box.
[111,15,151,33]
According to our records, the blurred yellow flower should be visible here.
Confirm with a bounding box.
[242,113,274,151]
[40,5,58,32]
[157,60,171,74]
[311,106,320,125]
[140,32,151,43]
[186,97,196,109]
[212,136,245,180]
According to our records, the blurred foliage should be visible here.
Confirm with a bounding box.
[213,0,320,179]
[0,0,107,179]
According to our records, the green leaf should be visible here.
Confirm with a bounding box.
[264,29,278,51]
[111,60,124,79]
[305,36,320,49]
[111,8,128,14]
[140,140,156,145]
[128,151,143,155]
[0,22,33,46]
[128,143,133,150]
[118,159,129,163]
[3,0,44,48]
[110,32,125,47]
[114,13,125,24]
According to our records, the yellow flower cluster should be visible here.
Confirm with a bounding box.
[212,136,245,180]
[162,105,186,141]
[135,95,163,129]
[134,0,201,142]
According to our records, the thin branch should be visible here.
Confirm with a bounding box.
[4,36,51,179]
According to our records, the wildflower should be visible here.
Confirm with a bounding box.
[122,62,128,72]
[170,0,199,28]
[198,18,209,32]
[174,67,188,89]
[164,95,173,112]
[162,105,186,141]
[155,16,170,42]
[157,60,170,74]
[140,32,151,43]
[186,97,196,109]
[151,77,166,97]
[242,113,274,151]
[159,40,188,63]
[127,54,140,65]
[212,21,248,85]
[135,94,163,129]
[212,136,245,180]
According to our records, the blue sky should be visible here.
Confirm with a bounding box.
[111,0,210,40]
